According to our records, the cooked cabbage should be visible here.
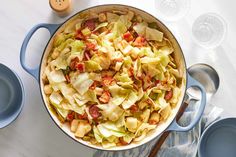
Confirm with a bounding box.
[97,103,124,121]
[122,91,139,109]
[44,9,181,148]
[133,23,163,42]
[71,72,94,95]
[48,70,66,83]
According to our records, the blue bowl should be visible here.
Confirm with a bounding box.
[198,118,236,157]
[0,64,24,128]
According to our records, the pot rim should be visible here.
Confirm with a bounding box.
[38,4,188,151]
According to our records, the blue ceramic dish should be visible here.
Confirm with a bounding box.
[198,118,236,157]
[20,4,207,151]
[0,64,24,128]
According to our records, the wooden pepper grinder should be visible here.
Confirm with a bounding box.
[49,0,72,17]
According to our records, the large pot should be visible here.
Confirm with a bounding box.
[20,4,206,151]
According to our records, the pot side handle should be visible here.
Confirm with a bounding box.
[167,73,206,131]
[20,23,60,81]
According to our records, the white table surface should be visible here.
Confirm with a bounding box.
[1,0,236,156]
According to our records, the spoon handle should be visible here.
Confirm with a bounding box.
[148,101,189,157]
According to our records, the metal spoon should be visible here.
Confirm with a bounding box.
[188,63,220,100]
[148,63,220,157]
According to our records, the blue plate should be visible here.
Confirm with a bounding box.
[198,118,236,157]
[0,63,24,128]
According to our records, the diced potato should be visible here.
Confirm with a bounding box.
[95,87,103,96]
[126,117,138,132]
[75,121,92,138]
[114,62,123,71]
[44,84,53,95]
[81,27,91,36]
[71,119,79,133]
[138,101,148,110]
[42,73,47,82]
[130,47,139,59]
[98,13,107,22]
[148,112,160,125]
[47,57,52,63]
[140,109,151,123]
[159,104,171,120]
[51,49,60,59]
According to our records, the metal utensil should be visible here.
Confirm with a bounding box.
[148,92,199,157]
[188,63,220,100]
[148,63,220,157]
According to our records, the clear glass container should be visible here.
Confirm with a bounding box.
[155,0,191,22]
[192,13,227,49]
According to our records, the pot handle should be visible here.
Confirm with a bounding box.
[20,23,60,81]
[167,73,206,131]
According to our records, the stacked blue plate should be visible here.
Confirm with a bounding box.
[199,118,236,157]
[0,63,24,128]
